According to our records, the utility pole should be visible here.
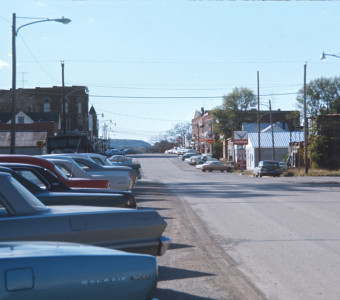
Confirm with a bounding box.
[257,71,261,162]
[10,13,17,154]
[61,61,66,134]
[304,63,308,174]
[269,100,275,160]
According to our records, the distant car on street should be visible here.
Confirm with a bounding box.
[253,160,283,177]
[182,152,200,161]
[190,155,218,165]
[279,161,287,171]
[196,161,234,172]
[105,148,125,156]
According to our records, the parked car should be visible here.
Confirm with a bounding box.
[0,162,133,197]
[253,160,283,177]
[279,161,287,171]
[51,152,138,185]
[105,148,125,156]
[41,155,134,191]
[0,172,171,256]
[197,161,234,172]
[0,241,157,300]
[122,148,136,154]
[190,155,218,165]
[109,155,132,163]
[182,152,200,161]
[0,155,110,189]
[0,165,137,208]
[109,156,142,180]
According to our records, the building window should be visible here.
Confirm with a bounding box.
[65,100,69,113]
[66,119,71,132]
[77,98,83,115]
[18,116,24,124]
[43,99,51,112]
[77,117,83,129]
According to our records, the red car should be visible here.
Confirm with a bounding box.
[0,155,110,189]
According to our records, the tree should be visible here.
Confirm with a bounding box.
[308,134,330,169]
[151,122,192,150]
[166,122,192,146]
[296,76,340,119]
[212,87,257,139]
[223,87,257,112]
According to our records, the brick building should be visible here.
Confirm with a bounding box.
[191,108,214,154]
[0,86,99,153]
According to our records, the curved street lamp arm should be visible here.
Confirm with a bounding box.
[16,17,71,35]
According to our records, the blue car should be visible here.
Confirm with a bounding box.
[105,149,125,156]
[0,241,157,300]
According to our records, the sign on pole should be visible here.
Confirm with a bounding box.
[234,131,248,145]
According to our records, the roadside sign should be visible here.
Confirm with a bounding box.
[234,131,248,145]
[237,149,246,170]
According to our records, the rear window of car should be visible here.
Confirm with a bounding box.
[15,170,48,190]
[90,157,105,165]
[10,177,47,211]
[263,161,279,167]
[55,164,72,178]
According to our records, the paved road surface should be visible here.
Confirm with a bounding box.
[132,154,340,300]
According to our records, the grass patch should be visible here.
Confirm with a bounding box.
[283,168,340,177]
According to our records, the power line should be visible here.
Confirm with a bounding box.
[90,92,299,100]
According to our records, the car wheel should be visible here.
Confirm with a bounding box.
[208,168,213,172]
[220,170,224,172]
[202,169,206,172]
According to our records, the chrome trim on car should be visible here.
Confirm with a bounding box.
[159,236,172,256]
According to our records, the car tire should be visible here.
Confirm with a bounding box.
[202,169,206,172]
[220,170,224,172]
[208,169,213,172]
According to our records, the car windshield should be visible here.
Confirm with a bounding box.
[263,161,279,167]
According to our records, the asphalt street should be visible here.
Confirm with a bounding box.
[133,154,340,300]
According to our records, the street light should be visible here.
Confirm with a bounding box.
[320,51,340,61]
[11,13,71,154]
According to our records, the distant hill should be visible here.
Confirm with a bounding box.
[108,139,151,149]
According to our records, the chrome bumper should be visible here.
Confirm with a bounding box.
[159,236,172,256]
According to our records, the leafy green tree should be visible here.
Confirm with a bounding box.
[212,87,257,139]
[296,76,340,119]
[308,134,330,169]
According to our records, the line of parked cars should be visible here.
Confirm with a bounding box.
[0,153,170,299]
[165,147,235,173]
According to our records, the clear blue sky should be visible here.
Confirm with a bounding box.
[1,0,340,143]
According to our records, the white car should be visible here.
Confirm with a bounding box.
[40,155,133,191]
